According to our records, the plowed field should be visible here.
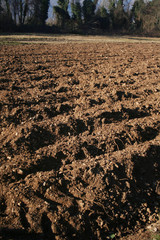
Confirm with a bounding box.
[0,38,160,239]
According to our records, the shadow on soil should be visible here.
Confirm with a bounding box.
[0,228,44,240]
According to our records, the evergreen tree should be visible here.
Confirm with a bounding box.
[108,0,129,30]
[108,0,115,28]
[40,0,50,24]
[115,0,128,30]
[82,0,96,23]
[96,6,110,29]
[29,0,49,25]
[131,0,145,30]
[53,0,70,27]
[71,0,82,23]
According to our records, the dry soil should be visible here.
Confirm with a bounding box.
[0,41,160,240]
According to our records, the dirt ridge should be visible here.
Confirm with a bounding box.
[0,42,160,240]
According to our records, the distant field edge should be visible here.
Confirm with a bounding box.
[0,34,160,44]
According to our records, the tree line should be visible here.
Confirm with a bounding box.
[0,0,50,31]
[0,0,160,36]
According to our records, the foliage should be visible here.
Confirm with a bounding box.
[130,0,160,35]
[151,233,160,240]
[71,1,82,23]
[0,0,160,36]
[108,0,129,30]
[96,6,110,29]
[0,0,49,29]
[141,0,160,34]
[53,0,70,28]
[57,0,69,12]
[131,0,146,30]
[29,0,50,25]
[82,0,96,22]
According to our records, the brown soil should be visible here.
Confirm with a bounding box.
[0,41,160,240]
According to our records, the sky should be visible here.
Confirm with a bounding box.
[48,0,57,19]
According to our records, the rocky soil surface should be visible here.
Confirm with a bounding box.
[0,42,160,239]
